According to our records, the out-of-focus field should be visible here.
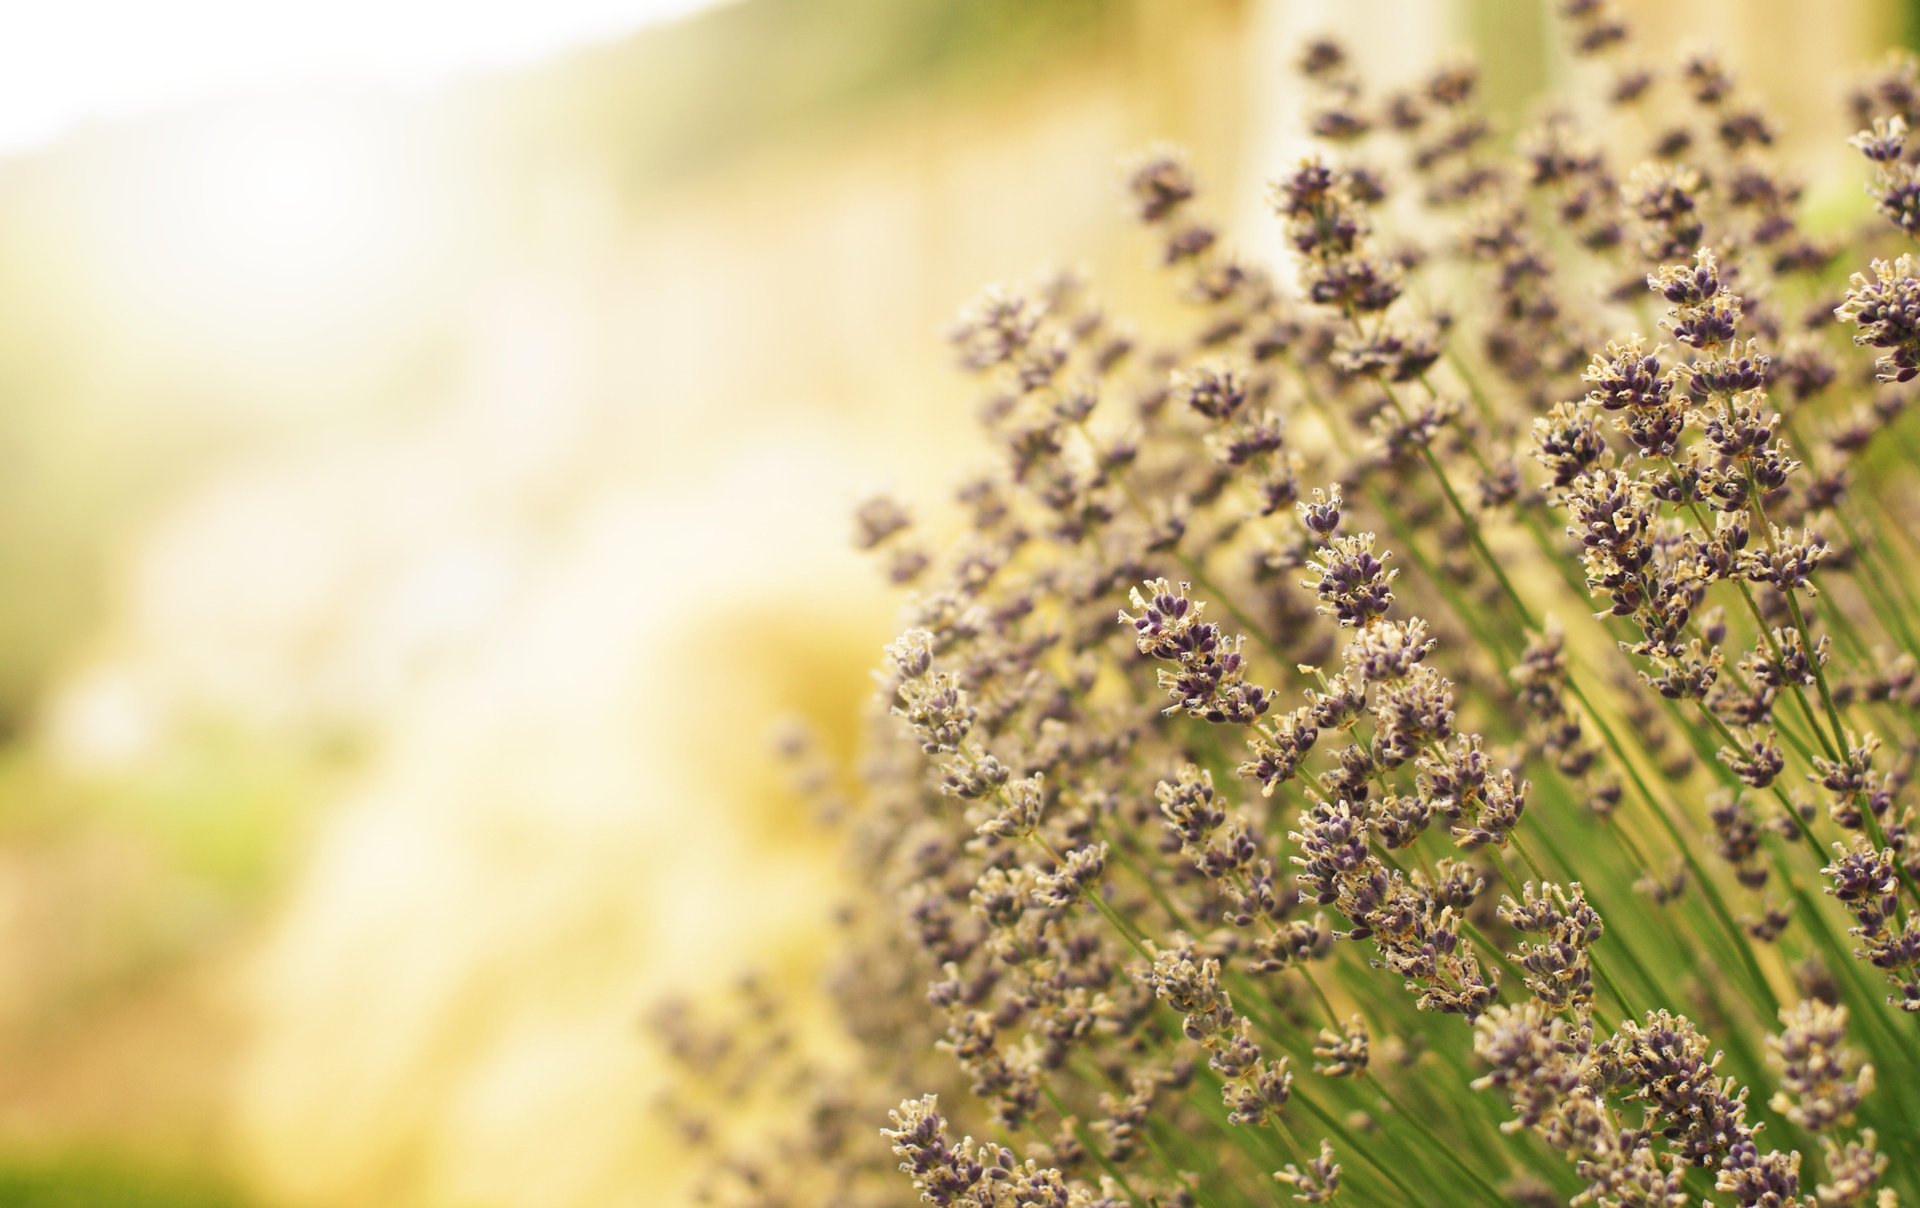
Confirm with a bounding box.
[0,0,1899,1204]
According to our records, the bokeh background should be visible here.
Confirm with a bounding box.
[0,0,1909,1204]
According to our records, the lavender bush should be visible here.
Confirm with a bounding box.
[656,6,1920,1204]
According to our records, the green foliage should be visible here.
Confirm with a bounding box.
[0,1153,254,1208]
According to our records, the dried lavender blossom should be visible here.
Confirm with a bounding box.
[652,16,1920,1208]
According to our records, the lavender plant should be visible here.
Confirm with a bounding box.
[655,8,1920,1205]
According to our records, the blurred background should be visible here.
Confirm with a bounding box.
[0,0,1907,1204]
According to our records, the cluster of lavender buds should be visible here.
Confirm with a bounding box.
[651,11,1920,1207]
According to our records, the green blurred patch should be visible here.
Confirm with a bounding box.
[0,1151,254,1208]
[1462,0,1548,117]
[91,719,353,900]
[483,0,1124,195]
[0,717,354,1040]
[0,717,351,902]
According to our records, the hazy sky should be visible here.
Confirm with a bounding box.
[0,0,725,156]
